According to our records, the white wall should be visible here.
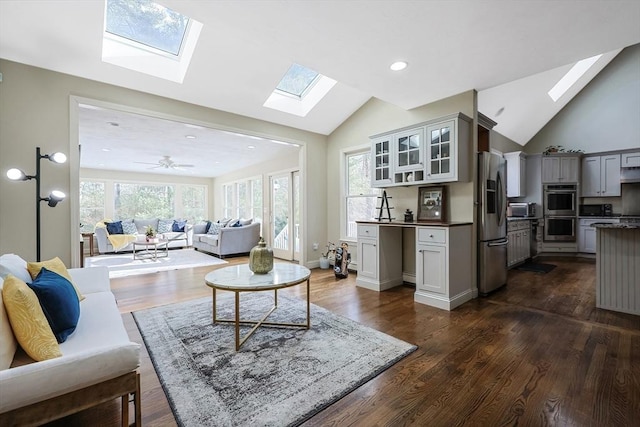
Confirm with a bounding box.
[0,59,327,267]
[525,43,640,154]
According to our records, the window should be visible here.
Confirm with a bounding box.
[79,179,208,227]
[263,63,337,117]
[345,150,379,239]
[102,0,203,83]
[79,181,105,232]
[222,177,262,223]
[114,183,175,219]
[105,0,189,56]
[180,185,207,223]
[276,64,320,98]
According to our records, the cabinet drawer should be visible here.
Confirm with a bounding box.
[358,225,378,239]
[417,227,447,244]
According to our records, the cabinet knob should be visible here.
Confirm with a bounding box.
[429,234,434,238]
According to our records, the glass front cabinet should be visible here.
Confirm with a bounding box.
[369,113,470,188]
[371,135,392,186]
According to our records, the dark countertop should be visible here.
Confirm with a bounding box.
[357,220,473,228]
[507,217,539,221]
[591,223,640,229]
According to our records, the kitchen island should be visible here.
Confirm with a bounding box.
[592,223,640,315]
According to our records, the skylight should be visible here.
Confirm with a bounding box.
[102,0,203,83]
[264,63,336,117]
[276,64,320,98]
[548,54,603,102]
[105,0,188,56]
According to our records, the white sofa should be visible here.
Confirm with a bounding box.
[0,255,141,425]
[192,221,260,258]
[95,218,193,254]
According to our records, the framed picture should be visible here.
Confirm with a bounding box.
[417,186,446,222]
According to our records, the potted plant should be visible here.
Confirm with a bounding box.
[145,225,157,242]
[320,242,335,269]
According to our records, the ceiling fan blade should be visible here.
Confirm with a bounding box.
[148,165,164,169]
[174,164,194,168]
[134,161,160,165]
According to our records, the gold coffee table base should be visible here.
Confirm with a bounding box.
[212,283,310,351]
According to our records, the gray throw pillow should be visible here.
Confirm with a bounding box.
[122,221,138,235]
[157,219,174,233]
[207,223,222,235]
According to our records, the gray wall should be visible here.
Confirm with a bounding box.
[525,44,640,154]
[0,59,327,267]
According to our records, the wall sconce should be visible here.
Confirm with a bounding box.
[6,146,67,261]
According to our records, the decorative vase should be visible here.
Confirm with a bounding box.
[249,237,273,274]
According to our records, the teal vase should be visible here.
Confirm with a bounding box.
[249,237,273,274]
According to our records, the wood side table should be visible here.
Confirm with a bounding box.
[82,232,95,257]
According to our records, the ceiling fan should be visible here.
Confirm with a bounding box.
[134,155,194,170]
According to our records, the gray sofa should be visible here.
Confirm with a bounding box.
[192,221,260,258]
[94,218,193,254]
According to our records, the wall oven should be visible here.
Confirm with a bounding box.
[544,216,576,241]
[544,184,577,216]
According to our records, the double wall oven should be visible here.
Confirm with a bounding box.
[543,184,577,241]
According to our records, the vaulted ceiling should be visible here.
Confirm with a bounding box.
[1,1,639,176]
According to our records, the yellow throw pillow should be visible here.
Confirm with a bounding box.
[27,257,85,301]
[1,275,62,361]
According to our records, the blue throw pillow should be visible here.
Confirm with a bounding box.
[204,220,212,233]
[28,267,80,343]
[172,220,187,232]
[105,221,123,235]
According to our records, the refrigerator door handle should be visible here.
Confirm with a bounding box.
[488,239,509,247]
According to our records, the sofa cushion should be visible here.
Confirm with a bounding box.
[157,219,174,233]
[121,220,138,235]
[172,219,187,232]
[29,268,80,343]
[27,257,84,301]
[0,253,33,284]
[240,218,253,226]
[207,222,222,235]
[0,277,18,370]
[192,221,209,234]
[105,221,123,235]
[225,218,239,227]
[134,218,159,234]
[1,275,62,361]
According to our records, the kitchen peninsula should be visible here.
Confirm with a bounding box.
[592,222,640,315]
[356,221,473,311]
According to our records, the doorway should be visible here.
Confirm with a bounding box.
[270,170,300,261]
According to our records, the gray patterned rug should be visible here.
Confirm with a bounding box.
[133,293,417,426]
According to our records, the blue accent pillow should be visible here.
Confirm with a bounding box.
[105,221,123,235]
[231,220,242,227]
[204,220,212,233]
[172,220,187,232]
[28,267,80,343]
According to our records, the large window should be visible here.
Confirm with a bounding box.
[222,177,262,223]
[79,179,207,229]
[345,150,379,239]
[79,181,105,232]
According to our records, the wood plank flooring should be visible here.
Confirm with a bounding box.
[46,256,640,426]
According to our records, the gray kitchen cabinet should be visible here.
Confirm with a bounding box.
[504,151,526,197]
[507,220,531,268]
[581,154,621,197]
[541,155,580,184]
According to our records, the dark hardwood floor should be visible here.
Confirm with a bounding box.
[47,256,640,426]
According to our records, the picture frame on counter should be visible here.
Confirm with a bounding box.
[417,186,446,222]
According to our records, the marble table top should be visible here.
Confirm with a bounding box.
[205,263,311,291]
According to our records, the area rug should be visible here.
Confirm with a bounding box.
[85,248,227,278]
[133,293,417,426]
[515,262,557,273]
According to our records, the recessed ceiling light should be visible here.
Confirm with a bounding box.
[107,121,119,127]
[390,61,408,71]
[101,148,111,152]
[185,135,196,139]
[495,107,505,117]
[247,145,256,149]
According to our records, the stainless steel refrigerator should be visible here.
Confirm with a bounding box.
[477,152,508,295]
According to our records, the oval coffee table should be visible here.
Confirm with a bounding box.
[204,263,311,350]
